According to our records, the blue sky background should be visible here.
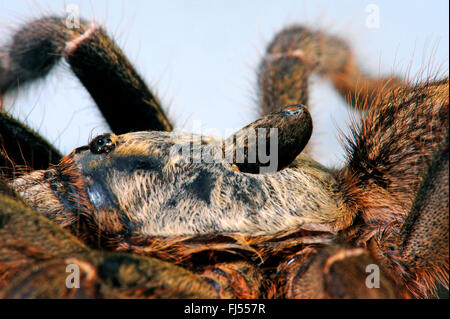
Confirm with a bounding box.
[0,0,448,167]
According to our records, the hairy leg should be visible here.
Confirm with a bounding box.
[370,130,449,298]
[257,26,402,116]
[276,245,401,298]
[0,16,172,134]
[0,111,62,177]
[0,179,219,298]
[337,78,448,297]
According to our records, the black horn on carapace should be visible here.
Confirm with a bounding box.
[224,105,312,173]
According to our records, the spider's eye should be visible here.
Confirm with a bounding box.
[89,133,116,154]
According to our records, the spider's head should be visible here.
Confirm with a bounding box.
[71,130,242,236]
[12,105,349,239]
[67,106,348,238]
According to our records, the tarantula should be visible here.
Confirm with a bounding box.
[0,15,448,299]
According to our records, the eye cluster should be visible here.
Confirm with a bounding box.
[89,133,116,154]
